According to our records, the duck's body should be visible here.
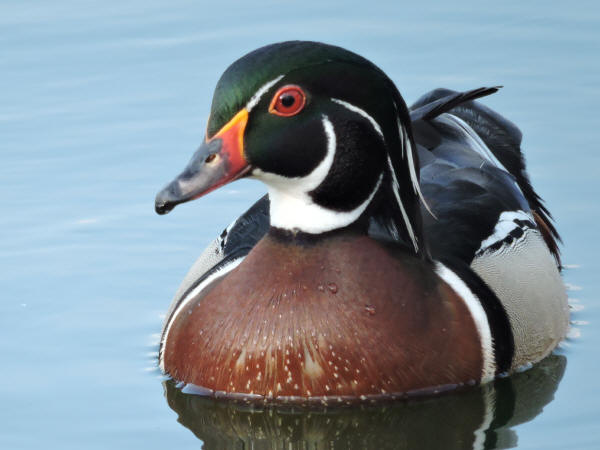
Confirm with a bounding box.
[155,41,568,403]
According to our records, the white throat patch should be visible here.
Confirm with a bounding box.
[253,114,382,234]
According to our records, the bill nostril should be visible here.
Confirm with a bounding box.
[205,154,217,164]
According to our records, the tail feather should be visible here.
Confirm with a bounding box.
[410,86,501,122]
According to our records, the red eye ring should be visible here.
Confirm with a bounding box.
[268,85,306,117]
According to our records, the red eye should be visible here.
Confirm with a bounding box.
[268,85,306,117]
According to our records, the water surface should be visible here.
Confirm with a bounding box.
[1,1,599,448]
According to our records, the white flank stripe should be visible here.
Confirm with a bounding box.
[331,98,384,140]
[245,75,284,111]
[218,216,239,251]
[159,257,244,372]
[435,262,496,381]
[477,210,534,254]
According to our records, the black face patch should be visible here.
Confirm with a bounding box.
[309,116,385,212]
[245,108,327,178]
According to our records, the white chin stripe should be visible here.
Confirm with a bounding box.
[159,257,244,372]
[268,174,383,234]
[434,262,496,382]
[254,114,383,234]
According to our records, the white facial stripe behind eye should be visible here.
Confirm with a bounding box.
[246,75,285,111]
[331,98,384,140]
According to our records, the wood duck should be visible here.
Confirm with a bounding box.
[155,41,568,404]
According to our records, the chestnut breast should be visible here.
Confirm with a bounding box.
[163,231,483,402]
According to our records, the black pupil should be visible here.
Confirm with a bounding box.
[280,94,295,108]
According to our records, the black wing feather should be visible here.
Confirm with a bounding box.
[412,88,560,266]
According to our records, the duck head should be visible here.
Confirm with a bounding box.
[156,41,427,255]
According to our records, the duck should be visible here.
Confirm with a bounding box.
[154,41,568,404]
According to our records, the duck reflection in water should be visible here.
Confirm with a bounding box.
[163,354,566,450]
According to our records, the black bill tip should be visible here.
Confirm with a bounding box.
[155,199,175,215]
[155,182,184,215]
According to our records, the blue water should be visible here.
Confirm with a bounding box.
[1,1,599,448]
